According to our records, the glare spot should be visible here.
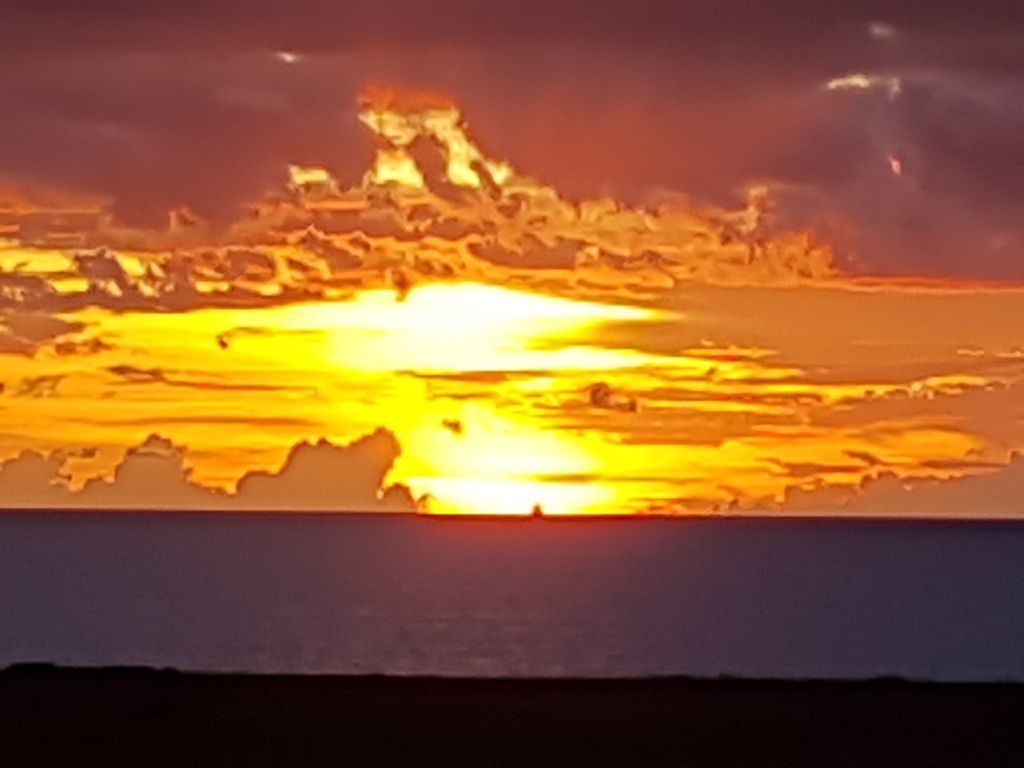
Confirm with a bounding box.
[868,22,898,40]
[826,73,901,100]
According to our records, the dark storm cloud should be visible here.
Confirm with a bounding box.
[0,0,1021,276]
[764,67,1024,277]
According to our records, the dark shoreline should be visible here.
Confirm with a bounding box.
[5,666,1024,766]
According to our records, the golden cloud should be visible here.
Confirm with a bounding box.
[0,86,838,316]
[1,85,1023,515]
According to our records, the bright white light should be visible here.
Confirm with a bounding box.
[826,73,901,101]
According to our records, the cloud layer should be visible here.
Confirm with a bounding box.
[2,1,1022,277]
[1,86,841,327]
[1,30,1023,515]
[0,431,417,512]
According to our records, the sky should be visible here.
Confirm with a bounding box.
[1,1,1023,515]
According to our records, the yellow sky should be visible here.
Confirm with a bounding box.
[1,87,1023,516]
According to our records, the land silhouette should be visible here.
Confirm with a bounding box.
[3,665,1023,766]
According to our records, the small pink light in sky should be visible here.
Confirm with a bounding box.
[888,153,904,177]
[869,21,898,41]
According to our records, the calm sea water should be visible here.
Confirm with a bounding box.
[2,514,1024,680]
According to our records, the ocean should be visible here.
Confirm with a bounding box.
[2,514,1023,681]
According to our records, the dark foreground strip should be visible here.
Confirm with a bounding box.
[3,665,1023,767]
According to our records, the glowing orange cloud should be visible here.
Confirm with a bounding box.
[1,86,1023,516]
[358,83,459,114]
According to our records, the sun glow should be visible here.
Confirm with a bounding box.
[259,282,672,515]
[274,282,666,373]
[33,273,1018,516]
[64,282,678,514]
[4,86,1023,518]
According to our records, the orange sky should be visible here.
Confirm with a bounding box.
[2,87,1023,516]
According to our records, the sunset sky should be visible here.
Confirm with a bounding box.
[2,1,1023,515]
